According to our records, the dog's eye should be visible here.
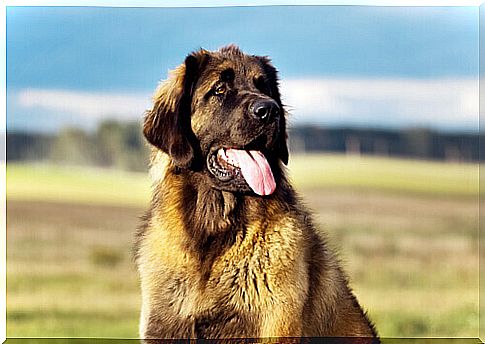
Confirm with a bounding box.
[214,84,226,96]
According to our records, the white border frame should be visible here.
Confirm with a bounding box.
[2,1,482,343]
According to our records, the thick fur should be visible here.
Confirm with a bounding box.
[135,45,378,340]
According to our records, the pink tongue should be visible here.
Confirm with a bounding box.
[225,149,276,196]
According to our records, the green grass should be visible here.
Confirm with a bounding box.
[288,154,478,197]
[6,163,150,206]
[5,155,480,338]
[6,154,478,207]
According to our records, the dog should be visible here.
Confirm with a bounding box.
[135,45,378,340]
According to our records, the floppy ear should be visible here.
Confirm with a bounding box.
[143,51,207,168]
[257,56,289,165]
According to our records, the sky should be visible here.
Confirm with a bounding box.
[6,5,479,132]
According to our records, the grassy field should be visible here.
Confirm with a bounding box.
[6,154,479,338]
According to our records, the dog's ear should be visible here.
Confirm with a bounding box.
[257,56,289,165]
[143,51,208,168]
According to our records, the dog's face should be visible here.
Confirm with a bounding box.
[143,45,288,196]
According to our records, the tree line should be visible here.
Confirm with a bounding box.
[7,120,149,171]
[288,126,480,162]
[6,120,481,171]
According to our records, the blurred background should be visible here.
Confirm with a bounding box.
[6,5,479,338]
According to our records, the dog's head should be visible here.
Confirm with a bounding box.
[144,45,288,196]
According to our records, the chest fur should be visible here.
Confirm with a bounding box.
[140,217,308,316]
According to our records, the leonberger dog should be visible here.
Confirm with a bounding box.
[135,45,378,340]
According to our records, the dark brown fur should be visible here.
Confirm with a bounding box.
[135,45,378,341]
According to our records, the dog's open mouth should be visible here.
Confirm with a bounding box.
[207,147,276,196]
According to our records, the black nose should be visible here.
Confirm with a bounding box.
[252,99,280,121]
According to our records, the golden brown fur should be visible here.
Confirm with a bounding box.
[135,45,378,340]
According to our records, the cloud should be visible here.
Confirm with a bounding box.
[16,88,152,120]
[280,77,478,130]
[12,77,479,132]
